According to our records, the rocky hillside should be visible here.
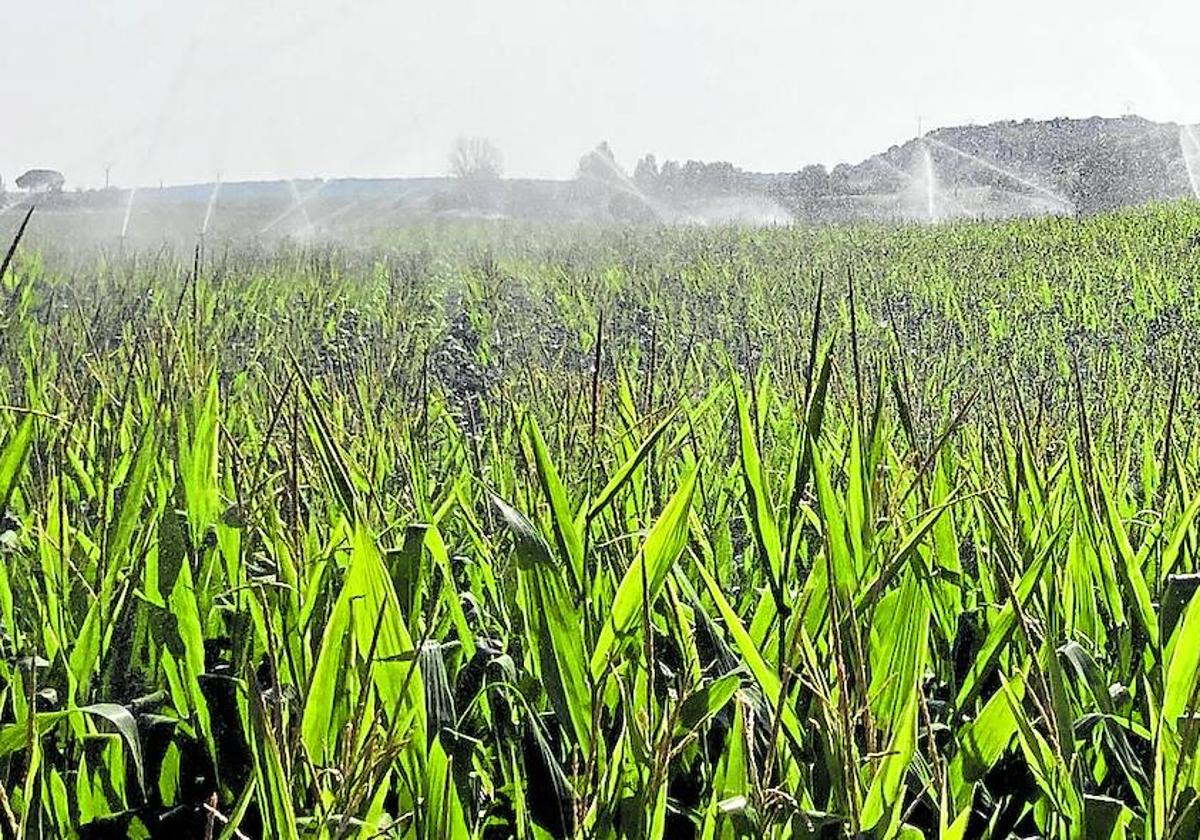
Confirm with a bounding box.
[783,115,1200,221]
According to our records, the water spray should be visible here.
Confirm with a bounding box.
[1180,126,1200,201]
[261,179,324,236]
[119,187,137,251]
[923,136,1075,214]
[198,174,223,264]
[921,140,938,224]
[201,174,222,237]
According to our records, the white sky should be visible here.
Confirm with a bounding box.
[5,0,1200,188]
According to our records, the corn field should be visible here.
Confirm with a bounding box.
[1,205,1200,838]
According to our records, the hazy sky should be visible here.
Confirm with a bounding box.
[6,0,1200,188]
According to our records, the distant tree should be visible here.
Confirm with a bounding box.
[577,142,621,182]
[658,160,681,193]
[448,137,503,211]
[639,159,746,198]
[829,163,853,194]
[16,169,65,193]
[792,164,831,198]
[633,154,660,189]
[767,164,834,215]
[680,160,706,193]
[449,137,503,181]
[699,161,740,194]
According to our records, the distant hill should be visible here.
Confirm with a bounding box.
[6,115,1199,241]
[810,115,1200,221]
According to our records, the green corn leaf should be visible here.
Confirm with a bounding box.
[862,571,929,834]
[958,673,1027,780]
[251,678,300,840]
[78,702,145,798]
[302,520,424,762]
[528,416,584,590]
[108,420,155,568]
[591,469,696,679]
[1160,487,1200,580]
[493,494,593,755]
[0,703,143,798]
[734,378,783,583]
[1163,585,1200,731]
[428,736,470,840]
[587,408,677,522]
[0,414,33,511]
[956,535,1054,710]
[677,673,740,733]
[691,553,804,754]
[1099,473,1159,649]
